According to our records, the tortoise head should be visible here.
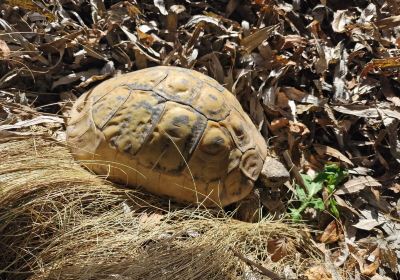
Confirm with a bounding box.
[258,156,290,188]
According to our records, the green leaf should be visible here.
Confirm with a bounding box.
[310,198,325,211]
[328,198,340,218]
[289,208,303,222]
[295,186,307,201]
[305,181,324,197]
[300,174,313,187]
[327,184,336,194]
[288,163,348,221]
[315,163,348,188]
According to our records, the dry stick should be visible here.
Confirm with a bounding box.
[283,150,305,190]
[230,248,283,280]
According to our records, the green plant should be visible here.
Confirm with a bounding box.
[289,164,348,222]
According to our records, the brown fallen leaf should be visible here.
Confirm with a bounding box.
[240,24,279,53]
[280,87,321,105]
[353,218,384,231]
[348,243,380,277]
[332,105,380,118]
[275,90,289,108]
[353,208,388,231]
[361,247,380,276]
[319,220,341,244]
[289,121,310,136]
[361,57,400,79]
[375,15,400,29]
[313,144,354,166]
[364,188,392,214]
[269,118,289,133]
[333,195,360,216]
[267,237,292,262]
[380,247,398,274]
[335,176,381,195]
[381,77,400,107]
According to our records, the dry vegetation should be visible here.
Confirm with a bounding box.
[0,0,399,279]
[0,136,322,280]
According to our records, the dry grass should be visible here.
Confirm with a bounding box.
[0,135,324,280]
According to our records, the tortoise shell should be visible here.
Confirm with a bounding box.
[66,66,270,207]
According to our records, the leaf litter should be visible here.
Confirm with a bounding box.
[0,0,399,279]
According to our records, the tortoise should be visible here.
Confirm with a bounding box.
[66,66,289,210]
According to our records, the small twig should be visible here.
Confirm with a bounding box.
[230,247,283,280]
[283,150,306,190]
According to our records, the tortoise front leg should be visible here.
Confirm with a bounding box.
[234,190,262,223]
[235,157,290,222]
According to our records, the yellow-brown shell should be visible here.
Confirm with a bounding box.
[66,66,269,207]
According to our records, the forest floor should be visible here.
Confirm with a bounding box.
[0,1,399,279]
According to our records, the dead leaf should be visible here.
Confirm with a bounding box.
[281,87,321,105]
[375,15,400,29]
[353,208,386,231]
[0,116,64,130]
[381,77,400,107]
[334,195,360,216]
[353,219,384,231]
[362,187,392,213]
[313,144,354,166]
[185,15,226,31]
[51,69,100,89]
[270,118,289,132]
[267,238,291,262]
[361,247,380,276]
[304,265,332,280]
[241,25,279,53]
[332,10,353,33]
[225,0,240,17]
[361,57,400,79]
[332,105,380,118]
[289,121,310,136]
[6,0,55,21]
[319,220,341,244]
[154,0,168,15]
[0,40,10,58]
[336,176,381,195]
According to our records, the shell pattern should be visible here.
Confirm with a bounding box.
[66,66,269,207]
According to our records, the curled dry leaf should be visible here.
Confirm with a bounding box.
[319,220,341,244]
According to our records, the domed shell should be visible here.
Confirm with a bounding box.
[66,66,269,207]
